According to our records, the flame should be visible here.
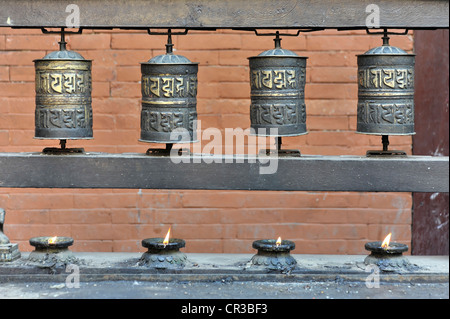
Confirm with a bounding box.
[381,233,392,249]
[48,236,58,245]
[163,227,171,247]
[276,237,282,247]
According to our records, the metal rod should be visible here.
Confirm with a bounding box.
[382,135,389,152]
[165,29,174,54]
[273,31,282,49]
[60,139,67,150]
[58,27,67,51]
[275,137,282,151]
[0,208,5,235]
[382,29,390,46]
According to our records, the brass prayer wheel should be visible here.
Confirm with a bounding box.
[357,32,415,136]
[140,31,198,144]
[248,32,308,137]
[34,30,93,140]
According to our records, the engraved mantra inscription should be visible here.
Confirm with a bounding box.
[250,67,306,126]
[141,110,196,132]
[250,68,304,90]
[141,73,197,133]
[251,103,306,125]
[142,75,197,98]
[35,69,92,130]
[36,71,91,94]
[358,102,413,125]
[36,108,91,129]
[358,68,414,90]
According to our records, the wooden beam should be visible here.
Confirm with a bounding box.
[0,153,448,192]
[0,0,448,29]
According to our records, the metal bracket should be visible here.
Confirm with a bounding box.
[366,135,407,157]
[366,150,407,157]
[259,137,301,157]
[250,28,324,37]
[365,28,409,35]
[366,28,409,46]
[259,149,301,157]
[41,140,85,155]
[146,28,189,36]
[246,28,324,49]
[40,27,83,51]
[145,143,190,157]
[145,28,216,36]
[145,29,190,54]
[40,27,83,35]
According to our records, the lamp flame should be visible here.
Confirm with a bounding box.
[276,237,282,247]
[381,233,392,249]
[163,227,171,247]
[48,236,57,245]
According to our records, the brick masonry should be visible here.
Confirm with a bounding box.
[0,28,414,254]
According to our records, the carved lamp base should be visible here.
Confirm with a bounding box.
[0,243,21,262]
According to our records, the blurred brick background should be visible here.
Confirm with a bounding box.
[0,28,414,254]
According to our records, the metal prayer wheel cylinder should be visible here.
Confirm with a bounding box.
[357,44,415,135]
[34,50,93,140]
[140,52,198,144]
[249,39,308,137]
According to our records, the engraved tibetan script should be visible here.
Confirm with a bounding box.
[358,102,414,125]
[36,108,91,129]
[251,103,305,125]
[141,110,190,132]
[358,67,414,90]
[251,69,299,90]
[142,75,197,98]
[36,71,90,95]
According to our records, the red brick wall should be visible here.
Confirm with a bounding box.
[0,28,414,254]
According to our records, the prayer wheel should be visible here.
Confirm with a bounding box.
[357,31,415,155]
[248,32,308,137]
[140,31,198,144]
[357,32,415,136]
[34,30,92,141]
